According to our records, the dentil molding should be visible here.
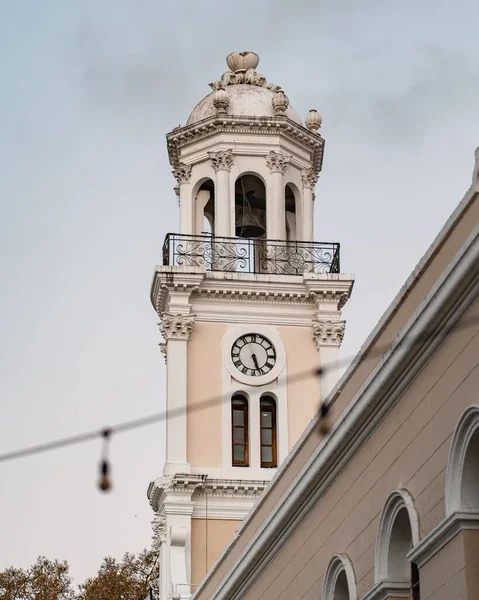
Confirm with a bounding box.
[159,312,196,341]
[208,149,234,172]
[172,163,192,184]
[312,319,345,348]
[265,150,291,173]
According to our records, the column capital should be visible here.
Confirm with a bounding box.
[159,312,196,341]
[266,150,291,174]
[208,149,234,171]
[172,163,192,184]
[312,318,345,349]
[301,168,319,189]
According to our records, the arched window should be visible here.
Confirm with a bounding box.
[260,395,277,468]
[231,395,248,467]
[445,404,479,514]
[374,489,420,596]
[322,555,357,600]
[234,175,266,240]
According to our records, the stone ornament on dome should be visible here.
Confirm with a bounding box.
[209,51,280,92]
[213,87,229,114]
[272,89,290,115]
[306,109,322,131]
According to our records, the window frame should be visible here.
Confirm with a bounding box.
[231,395,249,467]
[260,396,277,468]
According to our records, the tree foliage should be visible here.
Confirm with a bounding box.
[0,549,158,600]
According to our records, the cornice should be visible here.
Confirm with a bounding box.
[190,225,479,600]
[407,511,479,568]
[166,115,324,175]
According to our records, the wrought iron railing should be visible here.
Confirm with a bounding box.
[162,234,340,275]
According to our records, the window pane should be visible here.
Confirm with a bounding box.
[233,408,244,425]
[261,411,272,427]
[261,429,272,445]
[233,445,245,462]
[233,427,244,443]
[261,446,273,464]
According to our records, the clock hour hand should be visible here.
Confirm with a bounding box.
[251,353,260,372]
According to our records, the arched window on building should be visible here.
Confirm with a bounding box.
[322,555,357,600]
[232,395,248,467]
[285,184,297,242]
[260,395,277,468]
[374,489,420,598]
[446,404,479,514]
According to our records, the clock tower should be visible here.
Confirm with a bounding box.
[147,51,354,600]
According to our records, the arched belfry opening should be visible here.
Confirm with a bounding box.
[285,184,297,241]
[235,175,266,239]
[196,179,215,235]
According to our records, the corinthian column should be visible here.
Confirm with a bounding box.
[159,312,196,474]
[173,163,193,235]
[266,151,290,240]
[301,168,319,242]
[209,150,233,237]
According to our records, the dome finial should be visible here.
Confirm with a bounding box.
[306,109,322,131]
[226,51,259,72]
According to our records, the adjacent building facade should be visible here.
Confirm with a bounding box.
[189,150,479,600]
[147,52,354,600]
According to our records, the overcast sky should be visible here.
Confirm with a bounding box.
[1,0,478,585]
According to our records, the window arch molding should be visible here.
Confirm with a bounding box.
[322,554,357,600]
[374,489,420,584]
[445,404,479,515]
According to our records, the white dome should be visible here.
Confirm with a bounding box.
[187,84,302,126]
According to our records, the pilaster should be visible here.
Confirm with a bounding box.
[266,151,290,240]
[312,318,345,402]
[209,150,233,237]
[174,163,193,235]
[301,168,319,242]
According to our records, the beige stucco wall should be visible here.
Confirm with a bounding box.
[191,518,242,589]
[234,297,479,600]
[278,325,320,449]
[187,321,228,467]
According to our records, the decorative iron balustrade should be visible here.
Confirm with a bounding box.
[162,234,340,275]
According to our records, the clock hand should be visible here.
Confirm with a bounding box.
[251,353,260,371]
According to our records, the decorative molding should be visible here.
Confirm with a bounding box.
[312,319,345,348]
[301,168,319,189]
[159,342,167,363]
[152,513,167,547]
[147,476,174,510]
[208,149,234,172]
[159,312,196,340]
[172,163,192,184]
[322,554,358,600]
[209,68,279,92]
[361,581,411,600]
[166,115,324,176]
[374,489,420,584]
[408,511,479,569]
[445,404,479,515]
[265,150,290,174]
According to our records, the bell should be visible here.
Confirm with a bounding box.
[235,202,266,238]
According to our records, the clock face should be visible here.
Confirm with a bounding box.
[231,333,277,377]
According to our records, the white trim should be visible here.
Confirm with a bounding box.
[407,511,479,568]
[322,554,358,600]
[360,581,411,600]
[191,218,479,600]
[374,489,420,584]
[445,404,479,515]
[223,324,286,387]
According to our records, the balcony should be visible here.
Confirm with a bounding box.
[162,233,340,276]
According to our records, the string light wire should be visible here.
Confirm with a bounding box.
[0,312,478,465]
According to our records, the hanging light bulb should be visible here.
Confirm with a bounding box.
[98,429,112,492]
